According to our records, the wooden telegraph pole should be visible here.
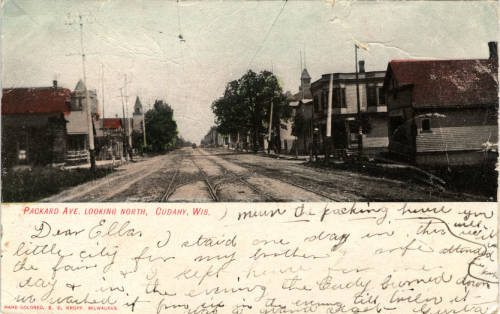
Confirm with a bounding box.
[67,14,96,171]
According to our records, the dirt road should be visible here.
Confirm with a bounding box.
[43,147,480,202]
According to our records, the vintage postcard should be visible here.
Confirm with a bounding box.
[1,0,498,313]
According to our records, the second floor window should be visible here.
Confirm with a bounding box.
[367,86,377,107]
[333,88,339,108]
[324,91,329,111]
[334,88,346,108]
[378,87,384,105]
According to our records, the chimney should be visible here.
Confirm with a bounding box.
[52,80,58,89]
[488,41,497,60]
[359,60,365,73]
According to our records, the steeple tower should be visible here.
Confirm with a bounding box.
[133,96,143,115]
[300,68,311,93]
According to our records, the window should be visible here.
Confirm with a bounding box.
[378,87,384,105]
[322,91,327,112]
[331,88,338,108]
[367,86,377,107]
[333,88,340,108]
[421,119,431,132]
[314,96,319,113]
[334,88,346,108]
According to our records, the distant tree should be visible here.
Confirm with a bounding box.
[145,100,178,152]
[131,130,145,153]
[175,136,193,148]
[211,70,290,152]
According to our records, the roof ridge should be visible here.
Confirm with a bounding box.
[3,86,70,91]
[390,58,492,63]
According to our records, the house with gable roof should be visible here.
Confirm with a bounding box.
[1,81,71,167]
[384,42,498,167]
[65,79,100,163]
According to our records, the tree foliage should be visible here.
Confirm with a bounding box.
[145,100,178,152]
[211,70,291,151]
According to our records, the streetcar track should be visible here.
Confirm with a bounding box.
[191,156,218,201]
[221,170,279,201]
[195,148,279,201]
[208,152,339,201]
[99,158,173,201]
[161,168,180,201]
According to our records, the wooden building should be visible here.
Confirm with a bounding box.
[1,81,70,167]
[95,118,125,160]
[65,79,100,164]
[310,62,388,156]
[384,42,498,167]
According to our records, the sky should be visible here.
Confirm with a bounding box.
[2,0,498,143]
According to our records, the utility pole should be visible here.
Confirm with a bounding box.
[142,110,147,147]
[67,14,96,172]
[119,87,129,161]
[101,63,105,119]
[267,100,274,154]
[326,73,333,163]
[124,75,132,154]
[142,112,147,149]
[310,99,314,162]
[355,44,363,159]
[124,75,134,160]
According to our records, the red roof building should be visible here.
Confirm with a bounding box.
[1,82,71,166]
[2,87,71,115]
[103,118,122,130]
[384,59,498,109]
[384,42,498,167]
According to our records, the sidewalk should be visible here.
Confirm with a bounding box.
[63,156,149,170]
[257,151,310,161]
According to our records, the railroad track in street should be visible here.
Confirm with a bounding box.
[160,167,180,201]
[273,177,337,201]
[203,150,336,201]
[222,170,280,202]
[195,147,334,201]
[196,148,279,201]
[191,158,219,201]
